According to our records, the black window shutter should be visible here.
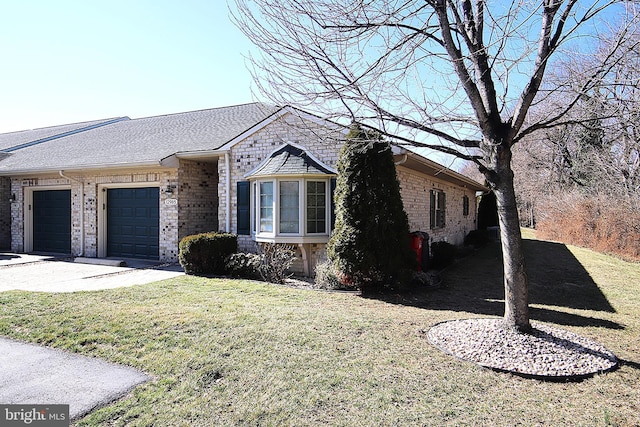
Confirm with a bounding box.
[429,190,436,229]
[237,181,251,235]
[330,177,337,230]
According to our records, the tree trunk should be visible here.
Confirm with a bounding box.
[493,151,531,333]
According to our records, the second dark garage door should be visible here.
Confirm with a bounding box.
[107,187,159,260]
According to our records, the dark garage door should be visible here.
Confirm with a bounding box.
[107,187,159,259]
[33,189,72,254]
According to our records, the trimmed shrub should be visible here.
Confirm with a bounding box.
[179,232,238,275]
[430,241,458,270]
[225,252,262,280]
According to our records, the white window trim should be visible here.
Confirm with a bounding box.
[255,180,276,238]
[252,176,331,243]
[432,189,446,229]
[305,180,330,236]
[278,180,302,236]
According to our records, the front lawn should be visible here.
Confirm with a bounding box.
[0,232,638,426]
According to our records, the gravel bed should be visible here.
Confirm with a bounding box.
[427,318,618,379]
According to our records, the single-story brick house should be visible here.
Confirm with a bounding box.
[0,103,486,275]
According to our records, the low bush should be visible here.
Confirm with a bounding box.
[537,192,640,261]
[314,260,353,290]
[179,232,238,275]
[410,270,442,288]
[464,229,493,248]
[225,252,262,280]
[258,243,296,284]
[430,241,458,270]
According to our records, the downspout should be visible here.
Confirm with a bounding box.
[394,154,408,165]
[59,170,84,256]
[225,152,231,232]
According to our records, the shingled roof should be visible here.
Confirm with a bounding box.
[0,117,128,152]
[0,103,281,174]
[246,144,336,178]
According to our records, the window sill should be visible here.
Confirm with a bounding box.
[254,235,330,245]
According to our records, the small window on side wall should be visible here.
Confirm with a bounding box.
[463,195,470,217]
[430,189,446,229]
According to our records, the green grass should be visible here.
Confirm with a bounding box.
[1,232,639,426]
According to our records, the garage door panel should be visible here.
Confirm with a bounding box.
[107,187,159,259]
[120,207,133,217]
[32,190,71,254]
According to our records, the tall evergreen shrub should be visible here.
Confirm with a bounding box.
[326,123,414,293]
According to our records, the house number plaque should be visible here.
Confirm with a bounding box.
[164,198,178,206]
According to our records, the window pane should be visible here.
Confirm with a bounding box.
[306,181,326,233]
[280,181,299,233]
[430,190,446,229]
[259,181,273,232]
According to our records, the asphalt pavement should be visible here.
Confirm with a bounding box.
[0,337,150,421]
[0,253,184,421]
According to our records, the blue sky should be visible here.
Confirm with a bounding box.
[0,1,258,133]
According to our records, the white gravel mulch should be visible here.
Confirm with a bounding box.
[427,318,618,379]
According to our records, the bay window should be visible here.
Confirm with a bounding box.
[252,177,332,242]
[279,181,300,233]
[306,181,326,234]
[259,181,274,233]
[242,143,337,243]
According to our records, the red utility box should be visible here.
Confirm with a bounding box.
[409,232,426,272]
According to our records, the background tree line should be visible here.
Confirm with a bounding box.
[464,27,640,260]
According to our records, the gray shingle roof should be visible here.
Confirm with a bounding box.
[0,103,280,173]
[0,118,127,152]
[247,144,335,177]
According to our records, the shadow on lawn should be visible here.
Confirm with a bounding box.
[372,239,624,330]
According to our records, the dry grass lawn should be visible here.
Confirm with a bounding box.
[0,230,638,426]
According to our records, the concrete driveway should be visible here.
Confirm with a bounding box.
[0,253,184,292]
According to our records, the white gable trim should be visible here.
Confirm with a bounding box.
[217,105,348,151]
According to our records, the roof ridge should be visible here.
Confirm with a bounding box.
[2,117,130,153]
[127,102,277,122]
[0,116,129,136]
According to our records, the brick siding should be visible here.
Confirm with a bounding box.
[397,167,477,245]
[177,159,219,240]
[0,177,10,250]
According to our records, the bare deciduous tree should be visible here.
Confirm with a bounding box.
[511,26,640,221]
[233,0,638,332]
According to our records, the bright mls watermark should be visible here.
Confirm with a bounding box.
[1,405,69,426]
